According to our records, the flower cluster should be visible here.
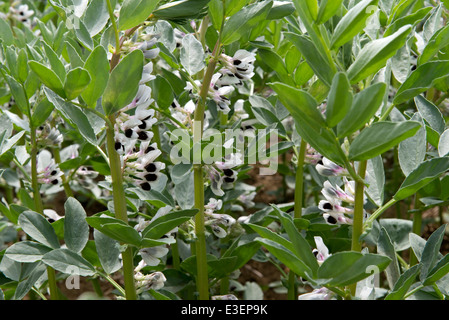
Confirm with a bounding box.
[114,83,165,191]
[206,152,243,197]
[204,198,236,238]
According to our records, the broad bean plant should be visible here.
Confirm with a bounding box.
[0,0,448,301]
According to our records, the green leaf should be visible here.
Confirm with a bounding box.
[64,197,89,253]
[318,251,391,287]
[83,0,112,36]
[221,0,273,45]
[208,0,224,30]
[64,67,91,100]
[366,155,385,206]
[18,211,60,249]
[394,157,449,201]
[330,0,379,49]
[419,24,449,65]
[180,34,205,75]
[347,25,411,84]
[415,95,445,135]
[377,227,400,290]
[141,209,198,240]
[285,32,335,87]
[272,205,319,275]
[2,72,29,116]
[93,229,121,275]
[316,0,344,24]
[31,98,54,128]
[42,41,66,83]
[42,248,96,277]
[102,50,144,115]
[255,238,313,280]
[119,0,160,30]
[398,113,426,176]
[0,17,14,46]
[423,253,449,286]
[348,121,421,161]
[248,223,295,253]
[86,216,142,247]
[439,129,449,157]
[325,72,353,128]
[270,82,346,165]
[420,224,447,281]
[44,87,98,146]
[13,263,47,300]
[4,241,53,263]
[149,75,174,109]
[257,49,293,86]
[82,46,110,107]
[29,61,66,98]
[394,61,449,104]
[153,0,211,21]
[267,1,295,20]
[385,264,421,300]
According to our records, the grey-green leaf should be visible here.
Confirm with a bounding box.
[337,82,386,139]
[82,46,110,107]
[5,241,53,263]
[18,211,60,249]
[94,229,121,275]
[394,157,449,201]
[347,25,411,84]
[348,121,421,161]
[179,34,205,75]
[119,0,160,31]
[42,248,96,277]
[102,50,144,115]
[64,197,89,253]
[325,72,353,128]
[331,0,379,49]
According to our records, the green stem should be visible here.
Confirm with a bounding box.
[106,118,137,300]
[191,38,221,300]
[364,198,398,228]
[351,161,368,253]
[171,237,181,270]
[379,103,396,122]
[410,193,423,266]
[288,139,308,300]
[349,160,367,296]
[193,165,208,300]
[100,272,126,297]
[106,0,121,70]
[294,140,307,219]
[30,127,59,300]
[404,284,424,299]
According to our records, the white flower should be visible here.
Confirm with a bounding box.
[322,180,355,204]
[135,271,167,293]
[298,287,333,300]
[316,158,348,177]
[323,212,353,225]
[211,224,227,238]
[139,246,169,266]
[312,236,330,264]
[10,4,34,24]
[43,209,62,223]
[212,294,238,300]
[36,150,62,186]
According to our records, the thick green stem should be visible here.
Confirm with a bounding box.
[193,165,208,300]
[294,140,307,219]
[351,161,368,252]
[106,118,137,300]
[171,238,181,270]
[288,140,308,300]
[30,128,59,300]
[191,38,220,300]
[349,161,367,296]
[410,193,423,266]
